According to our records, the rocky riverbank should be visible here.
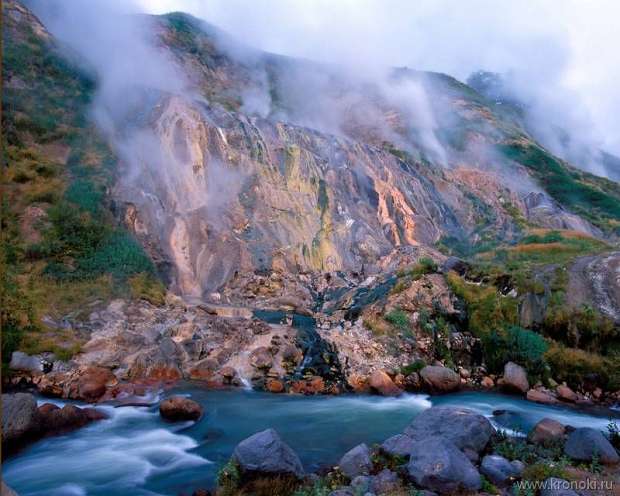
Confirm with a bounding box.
[199,405,620,496]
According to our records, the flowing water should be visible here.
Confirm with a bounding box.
[3,388,618,496]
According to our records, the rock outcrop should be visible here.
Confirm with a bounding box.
[419,366,460,392]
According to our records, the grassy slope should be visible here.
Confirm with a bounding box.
[1,3,163,365]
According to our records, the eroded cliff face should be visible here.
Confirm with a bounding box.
[109,13,605,298]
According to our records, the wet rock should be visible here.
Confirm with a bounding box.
[419,366,460,392]
[481,376,494,388]
[480,454,521,485]
[2,393,40,443]
[556,385,578,403]
[403,372,421,391]
[540,477,579,496]
[77,366,117,402]
[9,351,42,373]
[38,404,107,435]
[564,427,619,464]
[370,469,400,494]
[338,443,372,478]
[220,366,237,381]
[406,437,481,493]
[369,370,402,396]
[526,389,559,405]
[501,362,529,394]
[265,378,285,393]
[290,376,326,395]
[528,418,565,445]
[404,406,494,453]
[249,347,273,370]
[35,371,66,397]
[159,396,203,421]
[233,428,304,478]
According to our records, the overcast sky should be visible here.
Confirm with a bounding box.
[130,0,619,160]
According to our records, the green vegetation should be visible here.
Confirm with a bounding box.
[216,459,242,496]
[400,359,427,376]
[1,11,164,368]
[499,142,620,234]
[385,309,410,332]
[483,327,549,379]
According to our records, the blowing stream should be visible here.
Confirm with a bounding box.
[3,388,617,496]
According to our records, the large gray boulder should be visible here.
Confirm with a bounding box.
[233,428,304,478]
[540,477,579,496]
[407,437,481,493]
[564,427,619,464]
[501,362,529,394]
[338,443,372,478]
[403,406,494,453]
[419,366,460,392]
[480,454,521,485]
[2,393,40,443]
[381,433,415,457]
[9,351,42,373]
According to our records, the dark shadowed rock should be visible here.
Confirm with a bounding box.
[370,469,400,494]
[407,437,481,493]
[338,443,372,478]
[480,454,521,485]
[77,366,117,402]
[441,257,470,276]
[233,428,304,478]
[159,396,203,421]
[38,404,107,435]
[529,418,565,445]
[501,362,529,394]
[369,370,402,396]
[2,393,40,443]
[419,366,460,392]
[404,406,494,453]
[564,428,619,464]
[540,477,580,496]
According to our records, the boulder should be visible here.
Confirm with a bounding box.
[419,366,460,392]
[404,406,494,453]
[564,427,619,464]
[526,389,559,405]
[382,433,415,457]
[501,362,529,394]
[369,370,402,396]
[481,376,494,388]
[540,477,579,496]
[249,347,273,370]
[265,378,285,393]
[556,385,578,403]
[370,469,400,494]
[2,393,40,443]
[528,418,565,445]
[38,404,107,434]
[233,428,304,478]
[159,396,203,421]
[77,366,117,401]
[480,454,520,485]
[403,372,421,391]
[9,351,42,373]
[350,475,370,494]
[338,443,372,478]
[406,437,481,493]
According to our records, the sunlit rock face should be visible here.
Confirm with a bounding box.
[110,13,603,297]
[116,95,467,295]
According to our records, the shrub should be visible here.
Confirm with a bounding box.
[401,359,427,376]
[482,327,548,377]
[521,462,568,483]
[385,309,410,331]
[129,272,166,306]
[545,344,609,389]
[216,459,241,496]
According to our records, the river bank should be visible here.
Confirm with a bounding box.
[3,388,619,495]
